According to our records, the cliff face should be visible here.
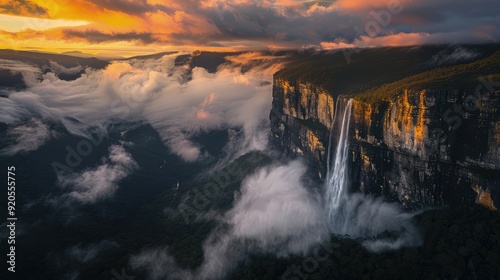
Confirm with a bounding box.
[270,77,334,178]
[270,77,500,210]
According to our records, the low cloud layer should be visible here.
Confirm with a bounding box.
[0,58,41,87]
[57,145,138,204]
[0,52,284,161]
[0,118,56,156]
[49,60,84,75]
[429,46,479,66]
[228,161,328,254]
[132,160,328,279]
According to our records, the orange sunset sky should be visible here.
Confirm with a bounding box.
[0,0,499,57]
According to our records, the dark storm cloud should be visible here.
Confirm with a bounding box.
[4,0,500,48]
[165,2,361,46]
[0,0,47,17]
[88,0,174,16]
[392,0,500,32]
[62,29,156,44]
[311,0,500,47]
[161,0,500,47]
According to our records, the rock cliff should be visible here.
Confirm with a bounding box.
[270,46,500,210]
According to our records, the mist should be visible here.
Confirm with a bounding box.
[0,118,56,156]
[132,160,329,279]
[56,145,138,204]
[325,99,423,253]
[0,52,284,162]
[330,193,423,252]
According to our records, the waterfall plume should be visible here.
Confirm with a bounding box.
[324,98,423,252]
[325,98,353,229]
[325,97,341,181]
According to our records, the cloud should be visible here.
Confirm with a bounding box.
[228,161,328,253]
[49,60,84,75]
[57,145,138,204]
[66,240,117,263]
[429,46,479,66]
[0,52,286,161]
[0,58,41,87]
[0,14,89,33]
[0,59,40,72]
[0,0,47,17]
[131,160,328,279]
[321,30,497,50]
[333,0,398,11]
[320,39,356,50]
[4,0,500,53]
[87,0,174,16]
[133,52,284,160]
[330,193,423,252]
[62,29,156,44]
[0,118,56,156]
[354,32,434,47]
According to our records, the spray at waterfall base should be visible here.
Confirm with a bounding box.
[324,99,423,253]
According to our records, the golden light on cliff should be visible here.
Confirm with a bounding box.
[474,185,498,211]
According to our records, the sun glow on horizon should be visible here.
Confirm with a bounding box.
[0,0,497,57]
[0,13,88,32]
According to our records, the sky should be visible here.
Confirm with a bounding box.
[0,0,499,57]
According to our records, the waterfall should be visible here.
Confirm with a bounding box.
[324,98,423,251]
[325,98,340,181]
[325,98,353,230]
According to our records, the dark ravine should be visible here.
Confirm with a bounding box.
[270,46,500,210]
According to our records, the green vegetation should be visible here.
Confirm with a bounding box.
[275,44,500,102]
[353,50,500,105]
